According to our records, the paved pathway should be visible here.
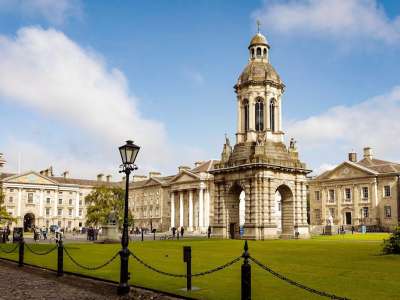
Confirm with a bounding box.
[0,260,183,300]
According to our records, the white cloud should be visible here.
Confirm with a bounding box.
[254,0,400,44]
[286,86,400,174]
[0,0,82,25]
[0,26,186,178]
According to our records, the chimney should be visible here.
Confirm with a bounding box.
[149,172,161,178]
[106,175,112,182]
[97,173,104,181]
[132,175,148,182]
[195,161,204,168]
[363,147,373,160]
[348,151,357,163]
[178,166,191,172]
[62,171,69,178]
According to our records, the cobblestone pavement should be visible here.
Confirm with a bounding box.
[0,260,185,300]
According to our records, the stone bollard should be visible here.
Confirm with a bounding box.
[18,240,24,267]
[57,240,64,277]
[241,240,251,300]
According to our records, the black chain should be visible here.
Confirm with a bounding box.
[249,256,350,300]
[25,243,58,256]
[64,247,119,271]
[192,256,241,277]
[129,251,186,277]
[129,251,241,278]
[0,243,19,254]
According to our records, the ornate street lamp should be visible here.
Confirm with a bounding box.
[118,140,140,295]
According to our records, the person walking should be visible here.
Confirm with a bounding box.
[351,226,355,234]
[207,226,211,239]
[172,227,176,238]
[180,226,184,238]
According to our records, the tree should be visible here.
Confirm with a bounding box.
[383,227,400,254]
[0,189,13,225]
[85,186,133,229]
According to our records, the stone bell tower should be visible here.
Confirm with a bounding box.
[210,28,311,240]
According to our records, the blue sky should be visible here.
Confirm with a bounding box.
[1,0,400,178]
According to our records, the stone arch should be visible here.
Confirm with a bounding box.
[275,184,294,238]
[225,182,246,239]
[23,212,35,232]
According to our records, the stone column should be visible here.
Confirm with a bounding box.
[17,188,22,217]
[170,192,175,228]
[199,186,204,230]
[277,97,282,131]
[204,189,210,228]
[54,189,58,217]
[39,189,44,217]
[179,191,184,228]
[189,190,193,231]
[75,191,80,218]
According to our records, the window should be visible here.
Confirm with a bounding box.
[251,48,254,58]
[46,220,49,227]
[69,191,72,195]
[255,98,264,131]
[329,189,335,202]
[79,192,83,196]
[9,196,13,203]
[362,187,369,199]
[384,185,391,197]
[269,99,276,132]
[9,188,14,192]
[46,198,51,204]
[58,208,62,216]
[47,190,50,194]
[45,208,50,216]
[69,199,73,205]
[8,211,13,216]
[256,47,261,57]
[58,191,63,195]
[28,193,33,203]
[68,221,72,228]
[58,198,62,205]
[314,191,320,201]
[314,209,321,220]
[345,188,351,201]
[68,208,73,216]
[58,221,61,227]
[385,206,392,218]
[263,48,267,57]
[79,209,82,217]
[79,199,82,205]
[243,100,249,132]
[362,207,369,218]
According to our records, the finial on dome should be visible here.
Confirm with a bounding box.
[256,19,261,34]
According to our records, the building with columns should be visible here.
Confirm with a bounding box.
[0,164,121,231]
[309,147,400,232]
[210,30,311,240]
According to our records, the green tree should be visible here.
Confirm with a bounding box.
[0,189,14,225]
[85,186,133,228]
[383,227,400,254]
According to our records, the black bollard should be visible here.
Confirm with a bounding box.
[153,232,156,241]
[18,240,24,267]
[241,240,251,300]
[141,230,144,242]
[57,240,64,277]
[183,246,192,291]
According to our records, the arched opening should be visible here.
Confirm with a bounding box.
[251,48,255,58]
[274,191,282,233]
[255,98,264,131]
[269,98,276,132]
[243,99,249,132]
[275,185,294,238]
[23,213,35,232]
[263,48,267,57]
[226,183,245,239]
[256,47,261,57]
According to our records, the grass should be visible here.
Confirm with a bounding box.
[0,233,399,300]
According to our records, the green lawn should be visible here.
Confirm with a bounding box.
[0,233,398,300]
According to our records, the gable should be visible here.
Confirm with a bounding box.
[319,163,374,180]
[169,171,199,184]
[4,172,57,185]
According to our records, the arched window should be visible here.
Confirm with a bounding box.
[251,48,255,58]
[256,47,261,57]
[255,98,264,131]
[270,98,276,132]
[243,100,249,132]
[263,48,267,57]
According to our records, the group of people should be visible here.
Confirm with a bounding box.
[171,226,212,239]
[1,225,10,243]
[86,227,99,241]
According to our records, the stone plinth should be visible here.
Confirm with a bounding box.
[324,225,338,235]
[98,225,120,244]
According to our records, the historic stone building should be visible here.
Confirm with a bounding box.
[129,161,216,233]
[210,31,310,240]
[0,163,121,231]
[309,147,400,232]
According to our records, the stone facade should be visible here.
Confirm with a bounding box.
[309,148,400,232]
[210,31,310,240]
[0,166,121,230]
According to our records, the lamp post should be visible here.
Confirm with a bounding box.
[118,140,140,295]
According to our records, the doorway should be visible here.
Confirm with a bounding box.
[276,185,294,238]
[23,213,35,231]
[345,212,352,225]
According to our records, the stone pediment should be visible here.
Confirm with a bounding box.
[318,162,376,180]
[4,171,58,185]
[143,178,163,187]
[169,171,200,184]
